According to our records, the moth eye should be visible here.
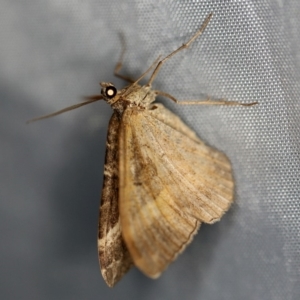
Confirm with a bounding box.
[105,86,117,98]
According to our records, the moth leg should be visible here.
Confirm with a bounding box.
[147,13,213,86]
[114,33,135,83]
[155,90,258,106]
[122,55,161,97]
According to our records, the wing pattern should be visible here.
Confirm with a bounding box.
[118,104,234,278]
[98,112,133,287]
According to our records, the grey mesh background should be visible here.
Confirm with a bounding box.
[1,1,299,299]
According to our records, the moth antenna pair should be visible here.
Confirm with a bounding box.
[27,11,257,124]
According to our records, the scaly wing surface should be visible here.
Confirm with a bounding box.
[98,112,133,287]
[118,104,234,278]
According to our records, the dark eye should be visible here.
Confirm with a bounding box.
[105,86,117,98]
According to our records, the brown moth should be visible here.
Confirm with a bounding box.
[28,13,257,287]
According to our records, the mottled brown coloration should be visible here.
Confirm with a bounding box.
[28,13,257,288]
[98,112,133,287]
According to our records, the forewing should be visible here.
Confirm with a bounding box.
[98,112,133,287]
[118,104,234,278]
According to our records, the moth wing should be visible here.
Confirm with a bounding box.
[118,104,234,278]
[98,112,133,287]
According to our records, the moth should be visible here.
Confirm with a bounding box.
[28,13,257,287]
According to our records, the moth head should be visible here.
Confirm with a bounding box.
[100,82,118,101]
[26,82,119,123]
